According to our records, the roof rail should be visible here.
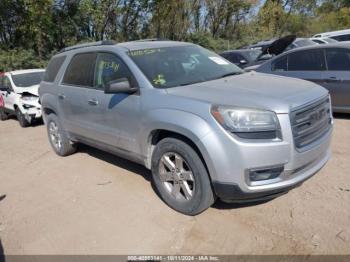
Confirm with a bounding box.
[60,40,117,53]
[133,38,169,42]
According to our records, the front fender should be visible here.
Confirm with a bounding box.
[139,109,218,180]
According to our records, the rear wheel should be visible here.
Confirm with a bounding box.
[0,108,8,121]
[151,137,215,215]
[46,113,77,156]
[16,108,29,127]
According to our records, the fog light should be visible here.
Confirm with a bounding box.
[249,166,284,182]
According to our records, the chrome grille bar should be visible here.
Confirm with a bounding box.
[290,96,332,149]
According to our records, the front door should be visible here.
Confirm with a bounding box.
[86,52,142,154]
[285,49,326,87]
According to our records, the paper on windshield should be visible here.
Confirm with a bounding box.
[208,56,229,65]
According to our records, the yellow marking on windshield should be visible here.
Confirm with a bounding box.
[153,74,166,86]
[129,48,164,57]
[100,61,120,72]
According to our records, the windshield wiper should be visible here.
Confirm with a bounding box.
[179,79,205,86]
[217,72,243,79]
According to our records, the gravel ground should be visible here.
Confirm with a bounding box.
[0,115,349,255]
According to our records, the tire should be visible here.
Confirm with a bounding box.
[16,108,30,127]
[151,137,215,215]
[0,108,8,121]
[46,113,77,156]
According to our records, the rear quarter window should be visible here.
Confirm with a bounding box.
[62,53,97,87]
[44,56,66,82]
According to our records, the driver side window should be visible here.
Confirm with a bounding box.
[94,53,134,90]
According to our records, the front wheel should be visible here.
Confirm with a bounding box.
[151,137,215,215]
[16,108,30,127]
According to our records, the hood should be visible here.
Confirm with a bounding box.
[166,72,328,114]
[260,35,296,56]
[15,85,39,96]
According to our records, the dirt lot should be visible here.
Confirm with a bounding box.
[0,115,349,255]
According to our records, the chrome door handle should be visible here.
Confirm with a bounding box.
[88,99,99,106]
[58,93,66,100]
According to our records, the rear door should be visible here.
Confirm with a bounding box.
[323,48,350,108]
[59,52,97,137]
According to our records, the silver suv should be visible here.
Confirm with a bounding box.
[39,40,333,215]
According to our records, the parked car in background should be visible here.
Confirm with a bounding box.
[285,38,319,50]
[246,36,317,51]
[313,29,350,42]
[0,69,45,127]
[40,40,332,215]
[310,37,338,45]
[256,42,350,113]
[219,49,261,68]
[222,35,297,69]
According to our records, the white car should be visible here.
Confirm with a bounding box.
[313,29,350,42]
[0,69,45,127]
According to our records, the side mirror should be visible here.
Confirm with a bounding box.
[105,78,137,94]
[239,59,248,65]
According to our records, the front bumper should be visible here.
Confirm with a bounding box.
[199,113,333,202]
[212,147,330,202]
[19,99,42,120]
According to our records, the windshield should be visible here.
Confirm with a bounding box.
[129,45,242,88]
[294,39,318,47]
[324,38,338,43]
[12,72,45,87]
[247,50,261,61]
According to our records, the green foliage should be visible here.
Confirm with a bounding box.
[0,48,49,72]
[0,0,350,71]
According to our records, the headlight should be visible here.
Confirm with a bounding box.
[23,104,35,109]
[211,106,281,139]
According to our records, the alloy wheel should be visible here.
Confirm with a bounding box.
[158,152,195,201]
[49,121,62,151]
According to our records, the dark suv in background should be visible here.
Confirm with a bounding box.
[256,42,350,113]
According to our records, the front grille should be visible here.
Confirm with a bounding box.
[290,96,332,149]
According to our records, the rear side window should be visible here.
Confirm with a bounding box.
[288,49,326,71]
[62,53,97,87]
[272,55,288,71]
[44,56,66,82]
[326,48,350,71]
